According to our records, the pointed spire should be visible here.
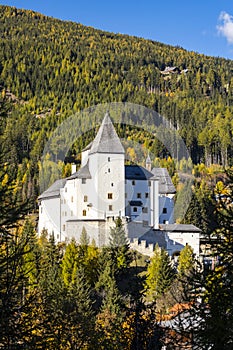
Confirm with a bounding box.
[89,112,125,155]
[146,152,152,171]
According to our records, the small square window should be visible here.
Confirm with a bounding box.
[84,195,88,202]
[83,210,87,216]
[163,208,167,214]
[108,193,113,199]
[137,193,141,198]
[109,205,113,211]
[82,178,86,184]
[133,207,137,212]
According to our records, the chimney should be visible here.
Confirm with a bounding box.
[71,163,76,174]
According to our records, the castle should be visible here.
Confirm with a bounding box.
[38,113,201,257]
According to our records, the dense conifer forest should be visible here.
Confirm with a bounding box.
[0,5,233,349]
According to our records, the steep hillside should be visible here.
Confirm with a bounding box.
[0,5,233,204]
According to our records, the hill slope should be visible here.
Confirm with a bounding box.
[0,5,233,185]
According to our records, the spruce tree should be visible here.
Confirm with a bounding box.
[177,244,194,276]
[96,260,126,349]
[64,266,95,349]
[61,238,78,288]
[108,217,132,275]
[145,245,175,299]
[172,170,233,349]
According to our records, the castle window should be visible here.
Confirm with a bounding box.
[108,157,111,162]
[63,224,65,231]
[109,205,113,211]
[83,210,87,216]
[82,178,86,184]
[84,195,88,202]
[133,207,137,212]
[163,208,167,214]
[108,193,113,199]
[145,192,149,198]
[137,193,141,198]
[132,180,135,186]
[142,207,148,214]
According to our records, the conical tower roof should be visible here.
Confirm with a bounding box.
[89,112,125,155]
[146,153,152,164]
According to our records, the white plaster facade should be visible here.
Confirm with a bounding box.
[38,113,201,256]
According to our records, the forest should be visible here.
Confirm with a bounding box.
[0,5,233,349]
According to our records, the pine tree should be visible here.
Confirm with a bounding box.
[64,266,95,349]
[177,244,194,276]
[61,238,78,288]
[145,245,175,299]
[96,260,126,349]
[108,217,132,275]
[173,170,233,349]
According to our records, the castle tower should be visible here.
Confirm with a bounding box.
[87,112,125,219]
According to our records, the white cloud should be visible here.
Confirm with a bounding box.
[217,11,233,44]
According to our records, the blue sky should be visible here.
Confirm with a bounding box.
[1,1,233,59]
